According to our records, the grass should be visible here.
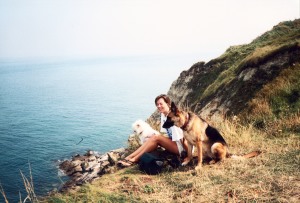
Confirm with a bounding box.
[241,62,300,135]
[0,163,39,203]
[0,183,9,203]
[41,116,300,203]
[191,19,300,105]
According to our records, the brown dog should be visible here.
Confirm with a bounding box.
[163,102,260,170]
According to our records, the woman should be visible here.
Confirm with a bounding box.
[118,94,186,167]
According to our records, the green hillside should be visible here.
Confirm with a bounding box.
[168,19,300,135]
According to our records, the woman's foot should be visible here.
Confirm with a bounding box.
[117,159,136,168]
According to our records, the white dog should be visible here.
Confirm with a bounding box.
[132,119,160,144]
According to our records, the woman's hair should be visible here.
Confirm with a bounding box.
[155,94,171,107]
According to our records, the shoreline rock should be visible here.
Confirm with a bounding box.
[58,148,127,192]
[57,134,182,192]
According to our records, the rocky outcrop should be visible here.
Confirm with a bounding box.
[58,146,180,192]
[58,148,127,192]
[167,19,300,120]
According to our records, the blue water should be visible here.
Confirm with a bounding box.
[0,56,194,202]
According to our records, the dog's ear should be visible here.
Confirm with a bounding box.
[171,102,177,113]
[171,102,179,115]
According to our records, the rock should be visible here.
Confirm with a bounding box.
[107,152,119,165]
[59,160,72,171]
[81,162,89,172]
[102,166,118,174]
[98,161,111,176]
[99,154,109,162]
[65,164,82,176]
[72,160,82,167]
[72,155,86,161]
[88,155,96,162]
[57,147,176,192]
[85,150,94,156]
[58,148,127,192]
[85,160,99,172]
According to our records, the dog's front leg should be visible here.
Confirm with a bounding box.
[195,140,202,171]
[182,143,193,166]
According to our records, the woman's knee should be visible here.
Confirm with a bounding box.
[148,134,160,142]
[149,134,168,144]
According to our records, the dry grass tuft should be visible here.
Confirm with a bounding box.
[239,45,278,68]
[0,183,9,203]
[0,163,39,203]
[20,167,39,203]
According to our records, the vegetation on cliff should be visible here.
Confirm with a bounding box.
[168,19,300,134]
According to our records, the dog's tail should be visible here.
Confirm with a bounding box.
[227,150,262,159]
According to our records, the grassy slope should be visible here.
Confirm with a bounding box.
[240,62,300,135]
[44,118,300,203]
[200,19,300,102]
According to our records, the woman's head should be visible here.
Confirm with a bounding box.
[155,94,171,115]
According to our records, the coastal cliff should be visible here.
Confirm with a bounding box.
[167,19,300,127]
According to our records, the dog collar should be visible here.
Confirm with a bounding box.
[181,113,190,130]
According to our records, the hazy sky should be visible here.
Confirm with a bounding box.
[0,0,299,61]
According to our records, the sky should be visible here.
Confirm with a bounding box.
[0,0,299,61]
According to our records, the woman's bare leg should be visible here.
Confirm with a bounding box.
[126,135,179,163]
[126,140,152,159]
[126,135,166,159]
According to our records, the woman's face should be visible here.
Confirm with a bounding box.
[156,98,170,115]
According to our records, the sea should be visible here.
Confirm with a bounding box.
[0,55,198,202]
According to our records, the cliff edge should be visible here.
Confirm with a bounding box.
[161,19,300,134]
